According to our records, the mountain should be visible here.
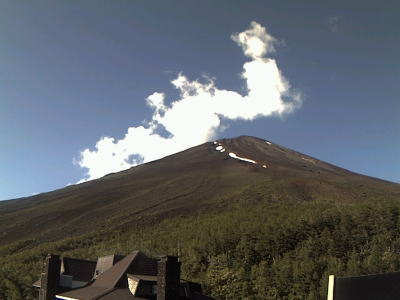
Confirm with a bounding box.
[1,136,400,299]
[1,136,397,245]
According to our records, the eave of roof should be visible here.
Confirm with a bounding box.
[127,274,157,282]
[55,295,81,300]
[32,278,41,288]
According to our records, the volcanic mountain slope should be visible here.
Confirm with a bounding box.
[0,136,399,246]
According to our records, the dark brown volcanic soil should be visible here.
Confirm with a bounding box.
[1,136,399,245]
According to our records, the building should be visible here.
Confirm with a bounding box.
[33,250,215,300]
[327,271,400,300]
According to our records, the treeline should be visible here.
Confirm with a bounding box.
[1,197,400,299]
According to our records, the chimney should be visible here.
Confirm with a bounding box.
[39,254,61,300]
[157,256,181,300]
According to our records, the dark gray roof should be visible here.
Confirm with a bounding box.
[33,256,96,289]
[95,288,145,300]
[58,251,146,299]
[62,257,97,282]
[92,251,139,288]
[126,251,157,277]
[94,254,124,279]
[54,250,215,300]
[334,271,400,300]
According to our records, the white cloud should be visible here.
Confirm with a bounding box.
[231,21,276,59]
[75,22,302,182]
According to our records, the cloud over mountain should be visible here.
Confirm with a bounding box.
[75,22,302,182]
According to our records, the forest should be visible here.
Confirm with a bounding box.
[1,195,400,299]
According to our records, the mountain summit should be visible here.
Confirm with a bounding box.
[1,136,398,246]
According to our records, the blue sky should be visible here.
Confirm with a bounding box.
[1,0,399,200]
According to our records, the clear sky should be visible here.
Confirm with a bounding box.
[1,0,399,200]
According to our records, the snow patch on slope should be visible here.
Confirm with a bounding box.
[301,157,315,163]
[213,141,266,167]
[215,145,226,153]
[229,152,257,164]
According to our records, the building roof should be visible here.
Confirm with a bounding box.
[93,254,124,279]
[332,271,400,300]
[127,252,157,276]
[60,286,113,299]
[92,251,139,288]
[33,256,96,289]
[58,250,157,300]
[62,257,97,282]
[93,288,145,300]
[37,250,215,300]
